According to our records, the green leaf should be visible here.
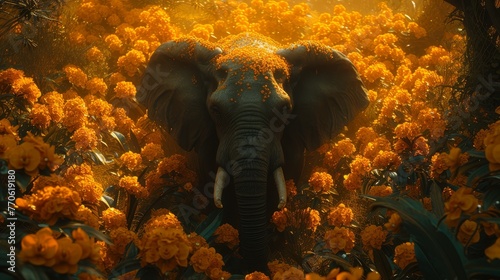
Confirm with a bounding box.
[372,249,393,280]
[430,181,445,218]
[466,165,490,186]
[196,209,223,240]
[369,196,468,280]
[15,170,32,192]
[110,131,130,152]
[19,264,51,280]
[109,258,141,279]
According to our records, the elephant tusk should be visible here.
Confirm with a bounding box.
[214,167,230,208]
[273,167,287,209]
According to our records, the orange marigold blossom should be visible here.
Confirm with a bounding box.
[214,223,239,249]
[307,208,321,232]
[114,81,136,99]
[324,227,355,254]
[485,237,500,260]
[141,142,164,161]
[385,212,402,232]
[308,171,334,193]
[268,260,292,279]
[118,176,149,198]
[245,271,270,280]
[457,220,480,245]
[109,227,137,255]
[275,267,305,280]
[85,77,108,96]
[0,118,18,136]
[139,227,192,273]
[393,242,416,269]
[5,142,41,175]
[119,151,143,171]
[30,103,51,129]
[327,203,354,227]
[0,134,18,158]
[72,228,100,261]
[75,205,100,229]
[117,49,146,77]
[190,247,224,274]
[18,227,58,266]
[10,76,42,104]
[23,132,64,171]
[323,138,356,168]
[187,232,209,252]
[102,207,127,230]
[62,97,88,132]
[361,225,388,251]
[71,126,98,151]
[63,64,87,88]
[52,237,83,274]
[272,208,288,232]
[444,187,478,227]
[15,186,81,225]
[368,185,393,196]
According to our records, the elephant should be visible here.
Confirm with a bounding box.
[136,32,369,273]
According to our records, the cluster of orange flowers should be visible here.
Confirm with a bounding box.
[19,227,100,274]
[271,207,321,233]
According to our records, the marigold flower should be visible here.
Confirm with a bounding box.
[285,179,297,198]
[114,81,136,99]
[18,227,58,266]
[307,208,321,232]
[385,212,402,232]
[308,171,333,193]
[71,126,98,151]
[6,142,41,175]
[113,108,135,133]
[145,211,183,231]
[145,154,197,191]
[72,228,100,261]
[361,225,388,251]
[10,76,42,104]
[372,151,401,170]
[120,151,143,171]
[214,223,239,249]
[343,173,363,191]
[276,267,305,280]
[268,260,292,279]
[485,237,500,260]
[102,207,127,230]
[109,227,137,255]
[117,49,146,77]
[104,34,123,52]
[394,122,421,140]
[327,203,354,227]
[457,220,480,245]
[63,65,88,88]
[324,227,355,254]
[187,232,209,252]
[324,138,356,168]
[85,46,105,62]
[245,271,270,280]
[393,242,416,269]
[443,147,468,173]
[272,208,288,232]
[86,77,108,96]
[67,175,103,205]
[16,186,82,225]
[139,227,192,273]
[118,176,149,198]
[408,22,426,39]
[0,118,18,137]
[30,103,52,129]
[444,187,478,227]
[75,205,100,229]
[23,132,64,171]
[0,134,18,158]
[62,97,88,132]
[363,137,392,160]
[52,237,83,274]
[368,185,393,197]
[190,247,224,274]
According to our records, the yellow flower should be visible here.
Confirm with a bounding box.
[214,223,239,249]
[30,103,52,129]
[457,220,480,245]
[308,171,334,193]
[71,126,98,151]
[18,227,58,266]
[394,242,416,269]
[62,97,88,132]
[52,237,83,274]
[190,247,224,274]
[444,187,478,227]
[102,207,127,230]
[0,134,17,158]
[75,205,100,229]
[85,77,108,96]
[72,228,99,261]
[117,49,146,77]
[485,237,500,260]
[268,260,292,279]
[272,208,288,232]
[324,227,355,254]
[276,267,305,280]
[118,176,149,198]
[385,212,402,232]
[327,203,354,227]
[307,208,321,232]
[113,81,136,99]
[368,185,393,197]
[120,151,143,171]
[109,227,137,255]
[10,76,42,104]
[141,143,165,162]
[6,142,41,175]
[323,138,356,168]
[85,46,105,62]
[361,225,388,251]
[187,232,209,252]
[63,65,88,88]
[104,34,123,52]
[245,271,270,280]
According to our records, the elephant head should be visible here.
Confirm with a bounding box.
[136,32,369,273]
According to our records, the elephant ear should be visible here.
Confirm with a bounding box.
[277,42,369,151]
[136,38,221,151]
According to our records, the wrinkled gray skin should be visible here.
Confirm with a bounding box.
[136,33,369,273]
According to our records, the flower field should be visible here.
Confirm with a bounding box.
[0,0,499,279]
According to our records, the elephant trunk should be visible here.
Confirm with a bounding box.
[232,158,270,273]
